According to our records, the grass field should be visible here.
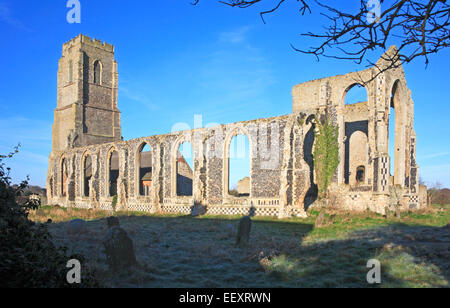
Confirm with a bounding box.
[29,205,450,288]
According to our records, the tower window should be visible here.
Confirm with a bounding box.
[94,60,102,85]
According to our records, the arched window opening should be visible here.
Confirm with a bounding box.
[93,60,102,85]
[228,133,250,197]
[109,150,119,197]
[61,159,67,197]
[343,83,369,185]
[356,166,366,184]
[176,142,193,197]
[389,80,406,186]
[345,84,368,105]
[347,131,368,185]
[83,155,92,197]
[138,144,152,196]
[389,100,396,178]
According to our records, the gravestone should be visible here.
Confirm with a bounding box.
[103,226,137,271]
[235,216,252,248]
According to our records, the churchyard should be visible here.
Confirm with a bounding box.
[30,205,449,288]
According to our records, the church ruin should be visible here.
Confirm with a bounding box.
[46,34,425,217]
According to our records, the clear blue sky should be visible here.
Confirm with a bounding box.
[0,0,449,188]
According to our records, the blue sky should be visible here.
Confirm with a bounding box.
[0,0,449,188]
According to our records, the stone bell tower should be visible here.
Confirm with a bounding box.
[51,34,121,153]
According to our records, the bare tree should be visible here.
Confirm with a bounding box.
[193,0,450,75]
[427,181,442,205]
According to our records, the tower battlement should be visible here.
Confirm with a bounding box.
[63,34,114,53]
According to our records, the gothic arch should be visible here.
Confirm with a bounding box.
[223,127,253,198]
[106,146,119,197]
[81,151,93,197]
[341,83,370,108]
[348,131,369,186]
[171,134,194,197]
[93,60,102,85]
[389,79,408,186]
[135,141,153,197]
[342,83,369,105]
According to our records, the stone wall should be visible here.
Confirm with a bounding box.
[48,114,317,217]
[237,177,250,195]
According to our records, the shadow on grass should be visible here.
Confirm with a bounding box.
[44,211,448,288]
[260,223,449,288]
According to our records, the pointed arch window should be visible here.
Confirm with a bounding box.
[108,150,119,197]
[227,132,250,197]
[138,143,152,196]
[345,84,368,105]
[83,154,92,197]
[94,60,102,85]
[176,142,193,197]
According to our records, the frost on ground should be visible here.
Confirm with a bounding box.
[31,206,449,288]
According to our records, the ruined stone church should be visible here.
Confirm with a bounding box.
[46,34,426,217]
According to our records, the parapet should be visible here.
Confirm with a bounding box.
[62,34,114,53]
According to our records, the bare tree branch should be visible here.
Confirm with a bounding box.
[193,0,450,76]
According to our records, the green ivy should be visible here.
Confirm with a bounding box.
[313,117,340,200]
[111,195,118,212]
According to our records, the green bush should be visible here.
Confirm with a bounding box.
[313,118,340,200]
[111,195,118,212]
[0,146,99,288]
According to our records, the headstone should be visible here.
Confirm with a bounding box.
[107,216,120,229]
[103,226,137,271]
[67,219,87,235]
[191,204,207,217]
[235,216,252,248]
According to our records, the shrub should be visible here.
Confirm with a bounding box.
[111,195,118,212]
[0,146,99,288]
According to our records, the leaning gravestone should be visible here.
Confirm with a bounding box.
[190,204,207,217]
[66,219,87,235]
[103,226,137,272]
[235,216,252,248]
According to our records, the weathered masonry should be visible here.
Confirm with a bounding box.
[47,35,425,217]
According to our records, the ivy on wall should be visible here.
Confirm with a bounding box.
[111,195,118,212]
[313,117,340,200]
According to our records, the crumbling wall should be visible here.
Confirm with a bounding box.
[291,46,420,213]
[48,114,317,217]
